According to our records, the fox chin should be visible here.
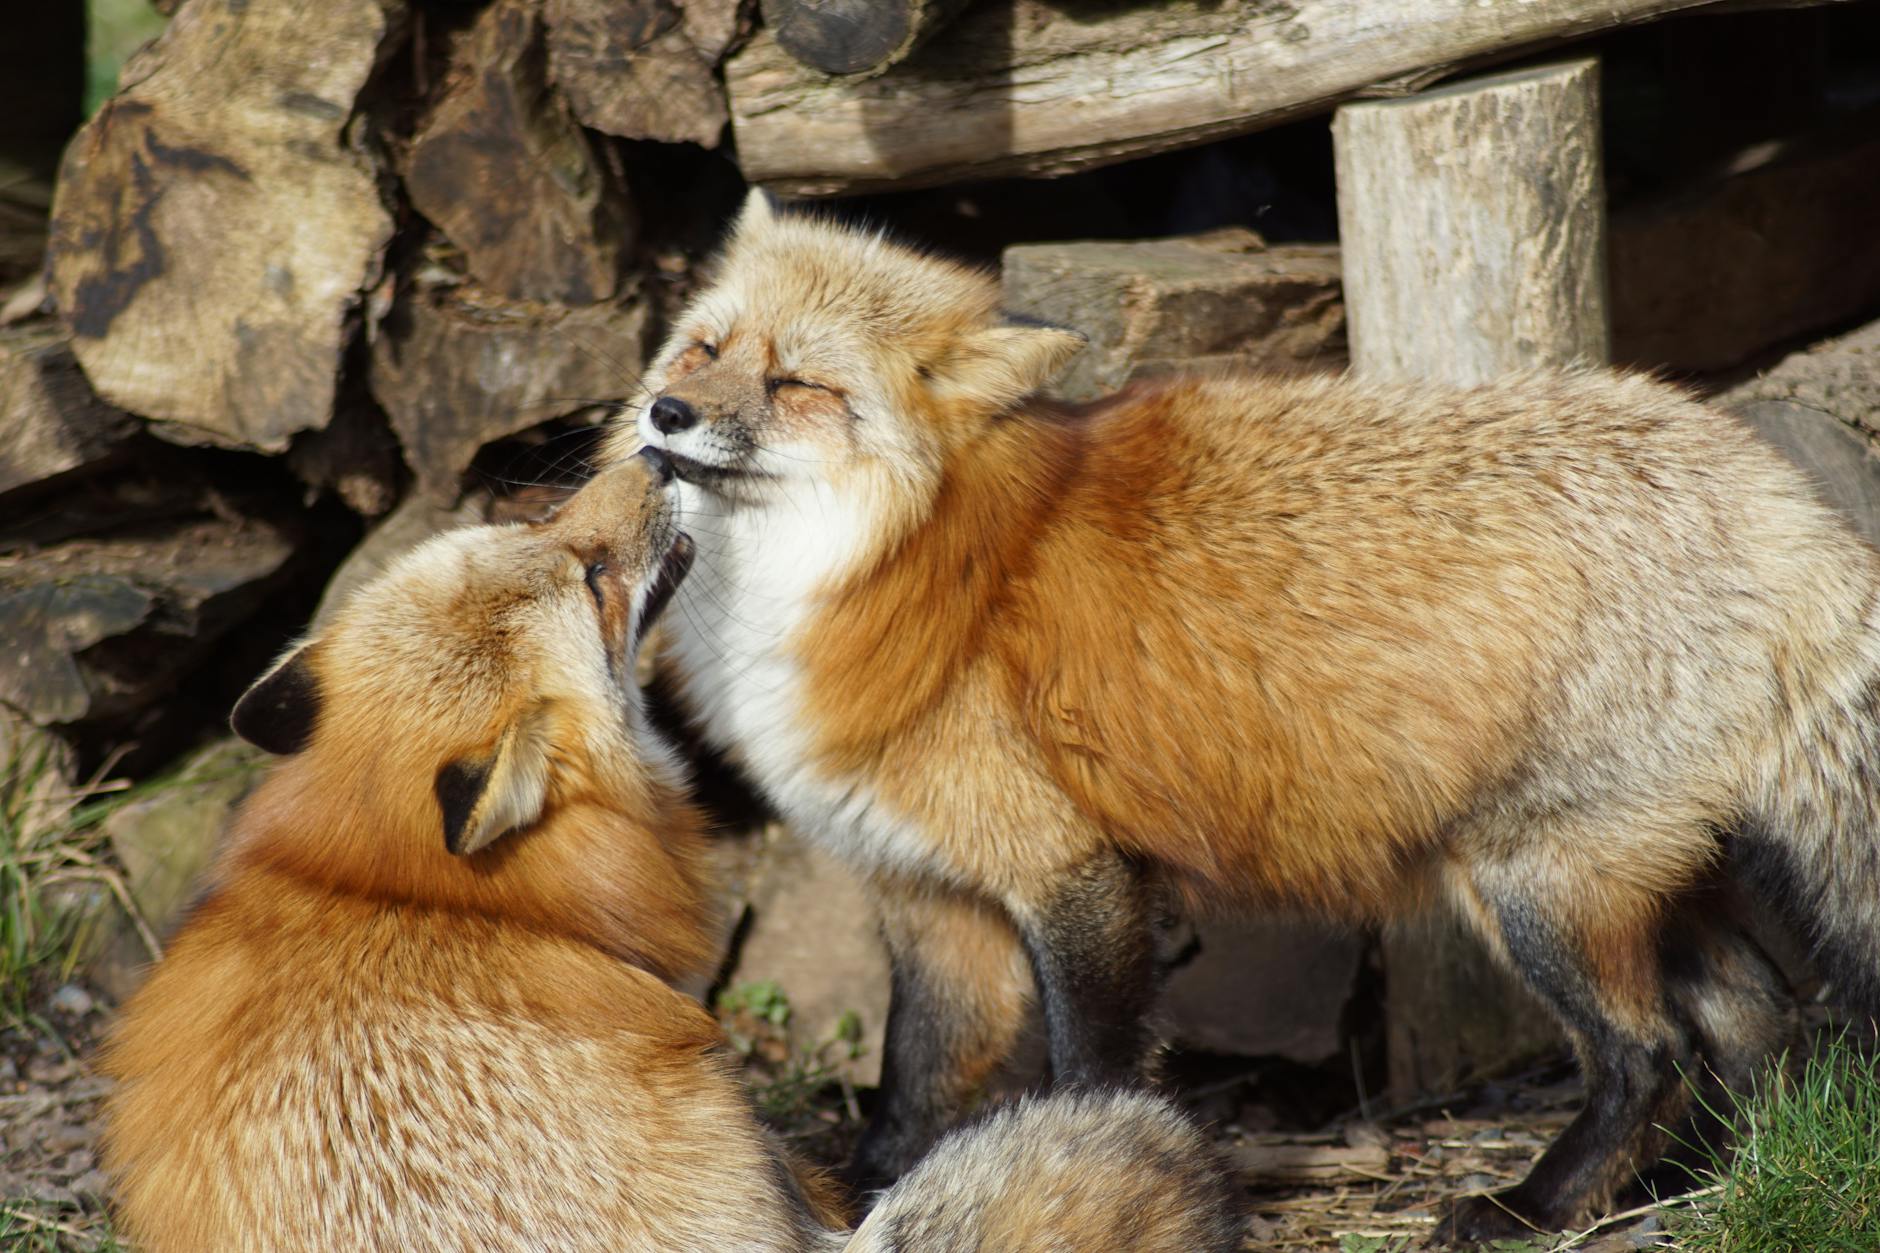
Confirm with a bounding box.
[612,190,1880,1244]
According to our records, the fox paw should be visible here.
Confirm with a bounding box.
[1432,1193,1547,1247]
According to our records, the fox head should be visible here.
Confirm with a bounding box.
[610,193,1084,527]
[231,450,693,857]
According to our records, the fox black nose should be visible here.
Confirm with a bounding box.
[649,396,697,435]
[638,445,675,483]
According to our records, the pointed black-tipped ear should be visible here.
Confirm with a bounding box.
[437,719,551,856]
[231,646,321,755]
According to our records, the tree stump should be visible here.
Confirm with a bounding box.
[1333,58,1609,385]
[1333,59,1612,1093]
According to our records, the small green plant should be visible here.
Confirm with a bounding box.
[714,980,868,1128]
[0,1201,125,1252]
[1668,1030,1880,1251]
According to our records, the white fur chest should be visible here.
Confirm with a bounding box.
[663,486,946,882]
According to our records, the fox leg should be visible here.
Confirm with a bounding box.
[1637,888,1796,1198]
[1436,853,1698,1244]
[847,876,1035,1191]
[1011,847,1163,1085]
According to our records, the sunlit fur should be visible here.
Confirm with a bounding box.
[612,194,1880,1238]
[102,457,1241,1252]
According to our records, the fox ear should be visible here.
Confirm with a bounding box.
[231,645,320,755]
[934,323,1086,415]
[735,186,778,234]
[437,718,552,856]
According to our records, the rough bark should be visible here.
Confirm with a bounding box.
[1001,230,1345,402]
[46,0,400,451]
[758,0,970,76]
[370,275,652,491]
[1333,59,1609,385]
[724,0,1845,195]
[545,0,729,145]
[0,324,138,506]
[1610,126,1880,374]
[406,0,635,305]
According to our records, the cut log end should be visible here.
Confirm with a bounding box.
[760,0,965,76]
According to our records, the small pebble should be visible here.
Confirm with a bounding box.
[0,1057,16,1083]
[48,984,94,1017]
[58,1148,97,1175]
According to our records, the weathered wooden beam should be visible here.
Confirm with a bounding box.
[1333,58,1609,384]
[1332,60,1610,1090]
[726,0,1851,196]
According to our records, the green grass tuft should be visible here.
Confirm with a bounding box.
[1670,1030,1880,1251]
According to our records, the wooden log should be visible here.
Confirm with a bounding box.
[1610,126,1880,374]
[46,0,399,452]
[1001,231,1345,402]
[758,0,970,77]
[369,274,652,491]
[544,0,730,146]
[407,0,635,305]
[0,323,138,506]
[1333,59,1609,385]
[1332,61,1609,1091]
[725,0,1852,196]
[46,0,400,453]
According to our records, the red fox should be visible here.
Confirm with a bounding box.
[101,452,1243,1252]
[610,192,1880,1243]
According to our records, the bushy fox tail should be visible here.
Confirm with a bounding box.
[1746,637,1880,1016]
[834,1088,1243,1253]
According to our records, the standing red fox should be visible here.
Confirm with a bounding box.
[102,452,1242,1252]
[611,193,1880,1243]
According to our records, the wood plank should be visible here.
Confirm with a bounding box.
[726,0,1852,196]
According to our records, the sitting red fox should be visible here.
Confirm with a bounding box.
[102,451,1243,1252]
[613,192,1880,1243]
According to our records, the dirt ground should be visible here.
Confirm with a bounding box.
[0,979,1702,1253]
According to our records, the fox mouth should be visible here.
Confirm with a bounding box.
[667,452,762,490]
[635,531,695,648]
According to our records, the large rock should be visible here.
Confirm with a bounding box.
[0,516,296,726]
[1001,231,1345,403]
[406,0,634,306]
[722,826,890,1086]
[370,275,651,490]
[0,324,137,505]
[90,737,265,1000]
[1163,918,1362,1063]
[47,0,400,451]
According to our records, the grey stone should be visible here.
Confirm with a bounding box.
[46,983,93,1017]
[1001,231,1346,403]
[90,738,264,1000]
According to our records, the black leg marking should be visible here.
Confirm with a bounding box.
[1021,850,1162,1086]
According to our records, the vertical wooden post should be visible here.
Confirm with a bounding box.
[1333,58,1610,386]
[1332,58,1610,1096]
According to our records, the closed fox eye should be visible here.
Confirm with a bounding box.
[767,377,835,397]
